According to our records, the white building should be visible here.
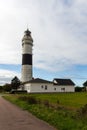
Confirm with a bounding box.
[22,78,75,93]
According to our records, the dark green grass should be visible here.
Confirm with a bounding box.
[26,92,87,109]
[3,92,87,130]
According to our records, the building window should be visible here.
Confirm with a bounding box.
[45,85,47,90]
[41,85,43,88]
[22,85,24,90]
[54,88,56,90]
[61,88,65,91]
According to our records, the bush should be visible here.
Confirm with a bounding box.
[10,90,27,94]
[3,84,11,92]
[19,96,28,100]
[19,96,37,104]
[77,104,87,118]
[57,100,60,104]
[0,86,3,92]
[75,86,82,92]
[81,104,87,115]
[43,100,50,108]
[27,96,37,104]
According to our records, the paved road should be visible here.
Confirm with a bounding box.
[0,96,56,130]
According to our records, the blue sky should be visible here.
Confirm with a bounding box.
[0,0,87,86]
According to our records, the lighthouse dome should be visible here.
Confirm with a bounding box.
[22,29,33,44]
[25,29,31,36]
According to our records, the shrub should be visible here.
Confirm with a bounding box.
[43,100,50,108]
[75,86,82,92]
[27,96,37,104]
[19,96,37,104]
[10,90,27,94]
[18,96,27,101]
[57,100,60,104]
[77,104,87,118]
[0,86,3,92]
[3,84,11,92]
[81,104,87,115]
[37,98,42,104]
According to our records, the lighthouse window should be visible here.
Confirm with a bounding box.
[45,85,47,90]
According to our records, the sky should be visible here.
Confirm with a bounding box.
[0,0,87,86]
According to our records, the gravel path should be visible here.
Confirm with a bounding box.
[0,96,56,130]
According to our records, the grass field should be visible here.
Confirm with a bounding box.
[3,92,87,130]
[27,92,87,109]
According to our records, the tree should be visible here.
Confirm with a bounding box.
[82,81,87,91]
[11,76,20,90]
[83,81,87,87]
[3,84,11,92]
[0,86,3,92]
[75,86,82,92]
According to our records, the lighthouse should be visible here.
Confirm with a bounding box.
[21,29,33,82]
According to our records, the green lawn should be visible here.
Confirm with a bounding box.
[3,92,87,130]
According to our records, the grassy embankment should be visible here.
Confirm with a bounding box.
[3,92,87,130]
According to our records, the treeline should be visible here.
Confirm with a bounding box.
[0,76,21,93]
[75,80,87,92]
[0,84,11,92]
[75,86,86,92]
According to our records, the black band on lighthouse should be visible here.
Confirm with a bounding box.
[22,54,32,65]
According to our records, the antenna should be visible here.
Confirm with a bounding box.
[27,24,29,30]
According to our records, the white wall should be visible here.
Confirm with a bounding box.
[24,83,75,93]
[22,44,32,54]
[21,65,32,82]
[53,85,75,92]
[24,83,53,93]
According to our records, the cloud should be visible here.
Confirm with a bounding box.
[0,69,20,85]
[33,0,87,71]
[0,0,87,81]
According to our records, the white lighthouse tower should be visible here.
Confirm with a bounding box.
[21,29,33,82]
